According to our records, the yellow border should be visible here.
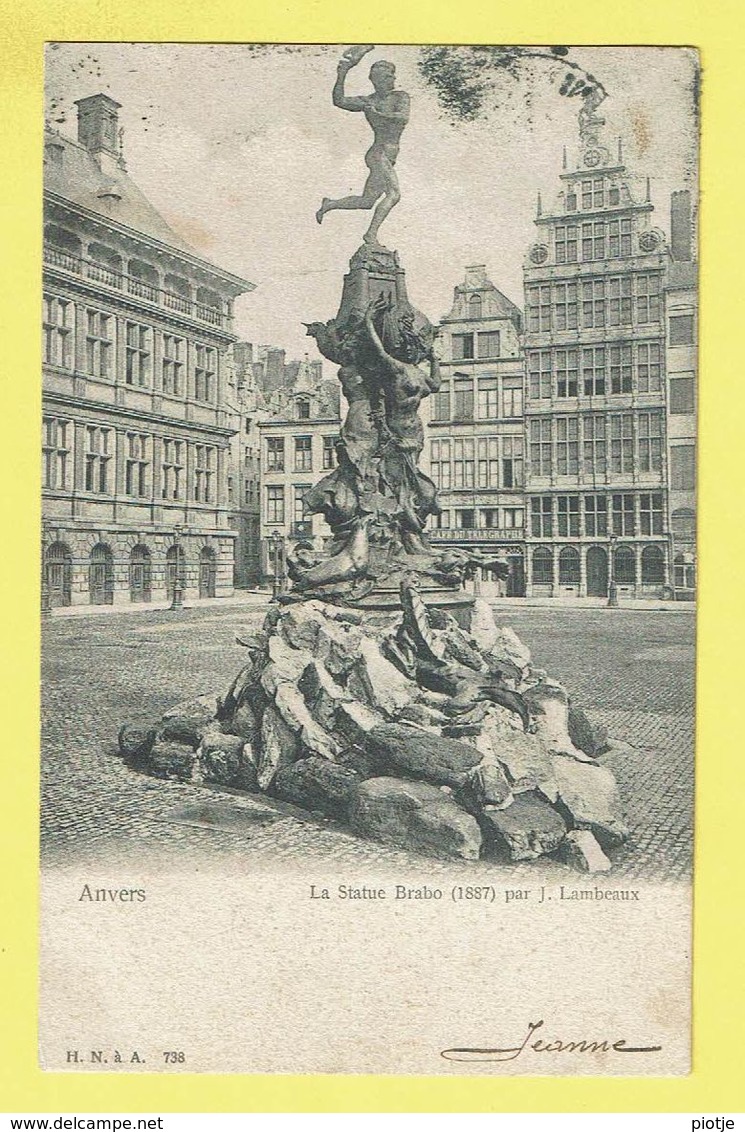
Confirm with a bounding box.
[2,0,743,1113]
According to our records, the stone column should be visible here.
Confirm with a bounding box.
[634,542,643,596]
[579,543,588,597]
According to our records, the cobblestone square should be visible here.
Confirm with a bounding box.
[40,602,695,882]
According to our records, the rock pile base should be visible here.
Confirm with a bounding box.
[118,592,627,872]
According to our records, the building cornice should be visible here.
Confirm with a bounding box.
[42,389,238,439]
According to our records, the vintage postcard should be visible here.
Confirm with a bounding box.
[38,42,697,1076]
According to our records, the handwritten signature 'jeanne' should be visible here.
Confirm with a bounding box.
[441,1019,662,1063]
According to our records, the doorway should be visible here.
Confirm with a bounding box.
[586,545,608,597]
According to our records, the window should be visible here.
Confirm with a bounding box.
[528,351,551,399]
[582,416,607,475]
[672,507,696,544]
[477,331,500,358]
[636,274,661,324]
[556,418,579,475]
[559,546,581,583]
[608,218,632,257]
[195,344,216,402]
[293,485,310,525]
[593,221,606,259]
[608,276,632,326]
[531,497,553,538]
[502,436,523,488]
[640,493,664,535]
[610,413,634,473]
[435,509,451,529]
[557,349,579,398]
[266,437,285,472]
[481,508,499,528]
[477,377,499,419]
[584,495,608,537]
[453,377,474,420]
[669,314,695,345]
[296,398,311,420]
[638,411,663,472]
[194,444,215,503]
[582,279,606,328]
[84,425,112,493]
[162,334,184,395]
[615,545,636,584]
[432,381,450,421]
[266,485,285,524]
[557,496,580,537]
[637,342,662,392]
[581,223,593,261]
[294,436,312,472]
[322,436,336,469]
[502,379,523,418]
[593,178,604,208]
[527,286,551,333]
[674,553,696,591]
[670,375,695,414]
[671,445,696,490]
[125,322,151,387]
[43,296,73,368]
[641,545,665,584]
[453,438,475,488]
[581,180,593,210]
[503,508,524,529]
[530,419,552,477]
[42,417,70,489]
[125,432,149,497]
[456,509,475,530]
[162,438,184,500]
[532,546,553,584]
[431,438,451,490]
[476,438,499,488]
[582,348,606,396]
[452,333,474,360]
[612,493,635,536]
[554,282,578,330]
[555,226,578,264]
[468,294,483,319]
[609,344,632,393]
[85,309,113,378]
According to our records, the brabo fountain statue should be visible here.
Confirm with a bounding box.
[294,46,507,608]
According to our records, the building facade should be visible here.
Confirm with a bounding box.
[226,342,262,588]
[42,94,253,607]
[423,265,527,596]
[665,191,697,600]
[257,358,341,585]
[522,120,672,599]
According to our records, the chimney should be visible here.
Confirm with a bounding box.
[74,94,124,174]
[464,265,488,289]
[670,190,693,262]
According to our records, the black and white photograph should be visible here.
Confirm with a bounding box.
[39,43,697,1076]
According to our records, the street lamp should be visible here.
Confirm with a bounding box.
[271,529,285,599]
[607,532,619,608]
[169,522,185,611]
[40,518,51,617]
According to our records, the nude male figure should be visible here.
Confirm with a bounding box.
[316,46,410,246]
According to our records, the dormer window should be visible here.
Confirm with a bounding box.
[296,398,311,420]
[468,293,483,319]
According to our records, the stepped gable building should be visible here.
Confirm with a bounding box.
[665,190,697,600]
[424,265,527,596]
[257,355,341,584]
[522,108,672,599]
[42,94,253,606]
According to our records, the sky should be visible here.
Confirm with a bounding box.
[44,44,698,369]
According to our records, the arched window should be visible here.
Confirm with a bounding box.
[89,543,114,605]
[166,544,186,601]
[199,546,217,598]
[614,544,636,584]
[532,546,553,584]
[468,293,483,319]
[87,242,123,288]
[46,541,72,607]
[674,552,696,592]
[129,544,152,603]
[558,546,581,583]
[128,259,159,302]
[641,545,665,584]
